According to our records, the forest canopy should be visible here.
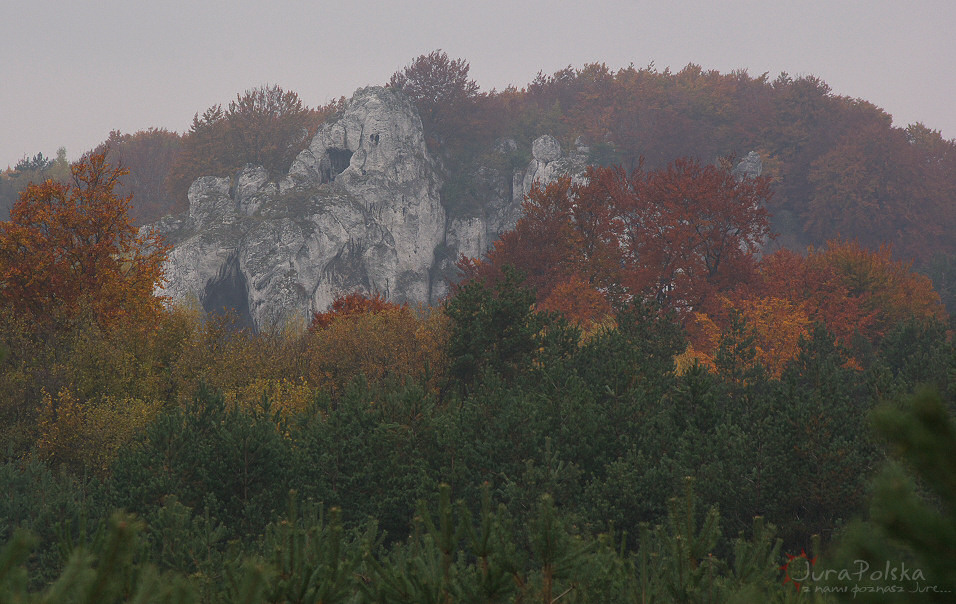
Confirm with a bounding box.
[4,55,953,285]
[1,52,955,601]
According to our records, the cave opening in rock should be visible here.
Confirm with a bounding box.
[325,148,353,182]
[201,253,255,331]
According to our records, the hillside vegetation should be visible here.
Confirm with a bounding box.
[0,53,954,601]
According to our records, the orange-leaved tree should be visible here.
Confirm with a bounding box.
[627,157,774,314]
[758,241,947,345]
[0,151,170,331]
[684,240,949,376]
[310,291,403,330]
[459,160,774,324]
[307,292,449,395]
[681,295,812,377]
[808,240,947,339]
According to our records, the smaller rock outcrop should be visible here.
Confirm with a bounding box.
[517,135,589,203]
[437,134,589,289]
[732,151,762,180]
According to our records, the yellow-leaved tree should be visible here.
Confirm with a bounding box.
[307,293,449,396]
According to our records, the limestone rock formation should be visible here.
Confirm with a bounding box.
[156,86,594,330]
[158,86,445,329]
[732,151,762,180]
[518,135,589,202]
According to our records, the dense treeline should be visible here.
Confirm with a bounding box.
[5,52,954,273]
[389,53,956,314]
[1,155,954,596]
[1,85,340,225]
[459,164,948,377]
[396,56,956,266]
[2,54,956,601]
[1,271,954,600]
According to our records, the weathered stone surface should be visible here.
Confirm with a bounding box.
[158,87,445,329]
[157,89,593,330]
[236,165,275,216]
[518,135,589,205]
[532,134,562,162]
[732,151,762,180]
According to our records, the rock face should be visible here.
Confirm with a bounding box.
[732,151,762,180]
[445,135,589,255]
[159,87,445,329]
[518,135,589,201]
[432,135,589,297]
[156,87,602,330]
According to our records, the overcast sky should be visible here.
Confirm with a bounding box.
[2,1,954,169]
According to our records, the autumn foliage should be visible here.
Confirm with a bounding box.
[416,60,956,282]
[309,291,403,330]
[459,154,948,377]
[0,151,169,330]
[461,159,774,324]
[390,50,481,150]
[307,292,449,395]
[166,85,333,205]
[94,128,183,224]
[5,59,956,599]
[683,240,949,375]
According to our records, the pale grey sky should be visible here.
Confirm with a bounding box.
[2,0,954,169]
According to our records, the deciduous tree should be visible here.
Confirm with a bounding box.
[812,240,947,337]
[390,50,481,149]
[225,84,320,175]
[459,159,774,323]
[626,158,773,313]
[0,151,169,331]
[306,292,448,396]
[94,128,182,224]
[167,85,327,204]
[687,240,949,375]
[309,291,402,330]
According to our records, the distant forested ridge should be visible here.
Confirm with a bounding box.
[386,56,956,265]
[4,59,953,307]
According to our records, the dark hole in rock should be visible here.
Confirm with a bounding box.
[324,148,353,182]
[201,253,255,331]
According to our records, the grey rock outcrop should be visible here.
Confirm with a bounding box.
[445,134,589,259]
[157,86,595,330]
[437,135,589,291]
[517,135,589,203]
[158,86,445,329]
[732,151,762,180]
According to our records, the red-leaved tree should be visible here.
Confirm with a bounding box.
[459,158,774,324]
